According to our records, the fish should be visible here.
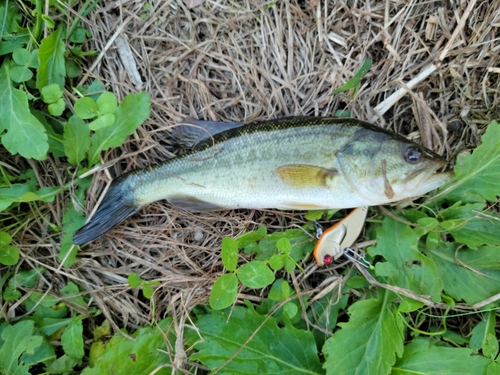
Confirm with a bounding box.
[73,117,453,245]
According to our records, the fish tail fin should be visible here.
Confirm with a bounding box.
[73,179,141,245]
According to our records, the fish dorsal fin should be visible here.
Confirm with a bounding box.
[172,117,244,149]
[275,164,337,189]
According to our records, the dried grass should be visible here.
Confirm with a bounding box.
[4,0,500,351]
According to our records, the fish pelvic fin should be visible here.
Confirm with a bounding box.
[275,164,338,189]
[73,181,141,245]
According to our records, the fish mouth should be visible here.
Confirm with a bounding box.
[404,160,454,192]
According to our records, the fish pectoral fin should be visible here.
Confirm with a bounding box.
[275,164,337,189]
[168,196,227,211]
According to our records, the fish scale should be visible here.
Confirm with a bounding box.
[73,117,453,245]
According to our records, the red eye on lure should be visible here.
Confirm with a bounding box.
[313,206,368,266]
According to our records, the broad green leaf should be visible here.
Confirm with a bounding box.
[20,339,56,367]
[276,237,292,254]
[0,320,44,375]
[268,253,286,270]
[268,278,292,301]
[0,64,49,160]
[187,305,323,374]
[236,225,267,248]
[61,282,87,309]
[368,217,443,301]
[441,120,500,203]
[88,92,150,166]
[64,116,90,165]
[88,113,115,130]
[0,232,20,266]
[392,338,493,374]
[398,297,424,313]
[36,26,66,89]
[332,58,372,94]
[128,273,142,288]
[221,237,238,272]
[74,97,98,119]
[46,354,79,373]
[61,316,84,360]
[59,201,87,267]
[236,261,275,288]
[0,245,20,265]
[12,48,31,65]
[69,27,91,43]
[82,318,175,375]
[40,83,63,104]
[31,109,66,157]
[322,289,404,375]
[283,302,298,318]
[96,92,117,114]
[9,66,32,82]
[48,99,65,116]
[425,242,500,305]
[470,311,498,360]
[0,232,12,246]
[210,273,238,310]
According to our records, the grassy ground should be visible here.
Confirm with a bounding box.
[3,0,500,370]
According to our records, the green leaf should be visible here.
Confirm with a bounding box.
[368,216,443,301]
[276,237,292,254]
[20,339,56,367]
[283,302,298,319]
[60,282,87,309]
[210,273,238,310]
[236,261,275,288]
[332,58,372,95]
[268,278,292,301]
[9,66,32,82]
[0,245,20,265]
[64,116,91,165]
[425,242,500,305]
[61,316,84,360]
[59,201,87,267]
[268,254,286,271]
[88,92,150,166]
[36,26,66,89]
[12,48,31,65]
[82,318,175,375]
[128,273,142,288]
[69,27,91,43]
[40,83,63,104]
[0,64,49,160]
[96,92,117,114]
[0,320,44,375]
[470,311,498,360]
[398,297,424,313]
[392,338,493,374]
[236,225,267,248]
[0,232,12,246]
[46,354,79,373]
[322,289,404,375]
[221,237,238,272]
[48,98,65,116]
[187,305,323,374]
[74,97,98,119]
[442,120,500,203]
[88,113,115,130]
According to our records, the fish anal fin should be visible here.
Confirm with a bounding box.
[169,196,226,211]
[276,164,337,189]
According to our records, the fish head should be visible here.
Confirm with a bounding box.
[338,130,454,204]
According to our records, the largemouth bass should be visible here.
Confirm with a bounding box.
[73,117,453,245]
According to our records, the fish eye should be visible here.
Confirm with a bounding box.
[405,146,422,163]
